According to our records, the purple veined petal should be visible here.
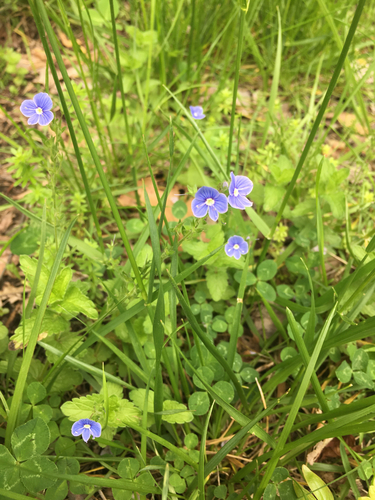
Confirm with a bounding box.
[189,105,205,120]
[225,244,234,257]
[228,195,253,210]
[233,249,242,260]
[33,92,53,111]
[90,421,102,438]
[191,198,209,218]
[213,192,228,214]
[28,114,40,125]
[234,175,253,195]
[38,110,54,126]
[208,206,219,221]
[195,186,219,202]
[81,428,91,442]
[229,172,236,196]
[228,235,243,247]
[71,421,84,436]
[20,100,37,117]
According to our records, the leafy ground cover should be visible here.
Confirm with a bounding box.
[0,0,375,498]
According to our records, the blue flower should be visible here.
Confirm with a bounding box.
[228,171,253,209]
[71,418,101,443]
[225,236,249,260]
[20,92,54,126]
[191,186,228,222]
[189,105,205,120]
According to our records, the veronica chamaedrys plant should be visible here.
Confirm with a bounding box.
[225,235,249,260]
[189,105,206,120]
[228,171,253,209]
[191,186,228,222]
[20,92,54,126]
[71,418,102,442]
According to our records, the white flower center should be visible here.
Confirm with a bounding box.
[36,107,43,115]
[233,244,239,249]
[205,198,215,206]
[234,188,239,196]
[83,424,91,429]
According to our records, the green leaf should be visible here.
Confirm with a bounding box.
[61,393,103,421]
[10,310,69,350]
[33,404,53,423]
[184,434,198,450]
[256,281,276,302]
[214,484,227,499]
[352,349,369,371]
[271,467,289,482]
[10,227,39,255]
[20,456,57,493]
[97,0,119,20]
[240,366,258,384]
[188,392,210,416]
[293,481,315,500]
[353,371,374,389]
[11,418,50,462]
[212,318,227,333]
[172,200,188,219]
[336,360,352,384]
[324,192,345,219]
[264,185,285,212]
[212,381,234,404]
[194,290,206,304]
[126,218,145,235]
[51,284,98,319]
[257,260,277,281]
[264,483,277,500]
[193,366,214,390]
[116,399,142,426]
[118,458,140,479]
[302,465,334,500]
[55,437,76,456]
[234,270,256,286]
[206,268,228,302]
[27,381,46,405]
[169,473,186,494]
[270,155,295,185]
[162,400,194,424]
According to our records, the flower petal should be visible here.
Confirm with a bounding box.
[38,110,54,126]
[213,193,228,214]
[225,243,234,257]
[33,92,53,111]
[90,421,102,438]
[28,114,40,125]
[82,428,91,442]
[192,199,208,218]
[20,100,37,117]
[235,175,253,195]
[208,206,219,221]
[229,172,236,196]
[228,235,243,247]
[228,195,253,210]
[239,241,249,254]
[189,105,205,119]
[71,421,84,436]
[195,186,218,202]
[233,249,242,260]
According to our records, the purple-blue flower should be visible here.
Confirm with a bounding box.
[20,92,54,126]
[228,171,253,209]
[189,106,205,120]
[225,236,249,260]
[71,418,101,443]
[191,186,228,222]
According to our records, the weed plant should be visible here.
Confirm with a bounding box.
[0,0,375,499]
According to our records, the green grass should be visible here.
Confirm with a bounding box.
[0,0,374,498]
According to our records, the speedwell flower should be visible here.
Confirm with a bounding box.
[20,92,54,126]
[71,418,101,443]
[189,105,205,120]
[228,171,253,209]
[191,186,228,222]
[225,235,249,260]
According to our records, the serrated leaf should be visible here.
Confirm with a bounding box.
[270,155,294,185]
[206,268,228,302]
[10,310,69,350]
[51,284,98,319]
[61,393,103,421]
[116,399,142,426]
[11,418,50,462]
[162,400,193,424]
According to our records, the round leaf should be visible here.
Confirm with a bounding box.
[10,227,39,256]
[184,434,198,450]
[212,381,234,404]
[20,456,57,494]
[12,417,50,462]
[27,382,46,405]
[240,366,258,384]
[271,467,289,483]
[212,318,227,333]
[188,392,210,416]
[336,360,352,384]
[191,304,201,315]
[256,281,276,302]
[172,200,188,219]
[214,484,227,499]
[193,366,214,390]
[194,290,206,304]
[257,260,277,281]
[264,483,277,500]
[33,404,53,423]
[55,437,76,456]
[118,458,140,479]
[234,271,256,286]
[277,284,294,299]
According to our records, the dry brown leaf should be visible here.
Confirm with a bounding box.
[307,438,333,465]
[59,31,73,49]
[0,209,14,233]
[118,177,194,221]
[307,436,360,465]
